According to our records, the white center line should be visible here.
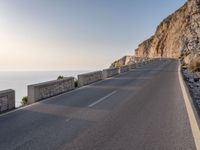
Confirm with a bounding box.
[88,90,117,108]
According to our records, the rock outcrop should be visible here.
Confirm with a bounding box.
[135,0,200,65]
[110,56,143,68]
[110,56,134,68]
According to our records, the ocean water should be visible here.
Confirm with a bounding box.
[0,71,91,107]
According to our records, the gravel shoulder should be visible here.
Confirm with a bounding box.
[182,69,200,122]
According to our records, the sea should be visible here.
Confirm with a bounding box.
[0,70,91,107]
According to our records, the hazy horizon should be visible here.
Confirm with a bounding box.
[0,0,186,71]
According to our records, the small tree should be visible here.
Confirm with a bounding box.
[21,96,28,106]
[115,61,121,69]
[57,75,64,80]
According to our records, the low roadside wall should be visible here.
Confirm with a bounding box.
[128,63,136,70]
[136,61,144,67]
[147,59,152,63]
[144,59,152,64]
[28,77,75,104]
[78,71,103,87]
[120,65,129,73]
[102,68,119,79]
[0,89,15,112]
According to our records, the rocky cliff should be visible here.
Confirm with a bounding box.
[135,0,200,65]
[110,56,144,68]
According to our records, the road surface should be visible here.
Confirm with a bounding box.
[0,59,198,150]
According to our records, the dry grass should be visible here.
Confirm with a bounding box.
[189,56,200,72]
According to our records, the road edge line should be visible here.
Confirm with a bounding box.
[178,61,200,150]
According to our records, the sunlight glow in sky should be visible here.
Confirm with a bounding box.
[0,0,186,71]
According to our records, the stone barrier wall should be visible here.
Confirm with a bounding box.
[78,71,103,87]
[28,77,75,104]
[0,89,15,113]
[128,63,136,70]
[137,61,144,67]
[120,65,129,73]
[145,60,150,63]
[102,68,119,79]
[0,58,156,108]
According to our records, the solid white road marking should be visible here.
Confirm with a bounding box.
[178,62,200,150]
[88,91,117,108]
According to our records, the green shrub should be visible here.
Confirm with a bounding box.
[189,56,200,72]
[114,61,121,69]
[57,75,64,80]
[21,96,28,106]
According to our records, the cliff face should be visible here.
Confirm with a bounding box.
[110,56,144,68]
[135,0,200,65]
[110,56,134,68]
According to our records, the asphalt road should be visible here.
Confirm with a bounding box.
[0,60,197,150]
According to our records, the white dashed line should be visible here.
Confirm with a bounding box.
[88,90,117,108]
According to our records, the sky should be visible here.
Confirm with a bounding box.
[0,0,187,71]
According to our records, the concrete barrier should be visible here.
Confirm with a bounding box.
[137,61,144,67]
[120,65,129,73]
[28,77,75,104]
[145,60,151,63]
[128,63,136,70]
[142,61,147,65]
[78,71,103,87]
[0,89,15,113]
[102,68,119,79]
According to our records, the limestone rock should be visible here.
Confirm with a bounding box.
[135,0,200,65]
[110,56,144,68]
